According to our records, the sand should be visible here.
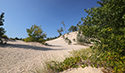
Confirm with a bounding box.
[0,32,103,73]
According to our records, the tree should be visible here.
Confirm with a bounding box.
[26,24,46,42]
[68,25,78,32]
[0,13,6,43]
[79,0,125,72]
[62,21,67,34]
[57,27,63,36]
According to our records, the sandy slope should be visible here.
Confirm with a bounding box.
[0,32,102,73]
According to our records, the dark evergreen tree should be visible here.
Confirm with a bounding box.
[0,13,6,43]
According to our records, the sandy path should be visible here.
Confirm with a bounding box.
[0,36,89,73]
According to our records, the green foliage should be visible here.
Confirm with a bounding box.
[47,48,91,72]
[46,36,58,41]
[2,35,8,39]
[48,47,125,73]
[25,25,46,44]
[73,38,75,42]
[27,25,46,40]
[0,13,4,26]
[62,35,65,39]
[10,38,16,41]
[62,21,67,34]
[70,48,92,57]
[68,40,72,45]
[64,37,72,45]
[88,49,125,73]
[78,0,125,72]
[15,37,22,40]
[48,56,81,72]
[38,38,46,44]
[24,37,32,42]
[57,27,63,36]
[68,25,78,32]
[0,13,6,43]
[1,35,8,44]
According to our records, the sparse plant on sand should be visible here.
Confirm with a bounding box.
[57,27,63,36]
[62,21,67,34]
[64,37,72,45]
[73,38,75,42]
[68,25,78,32]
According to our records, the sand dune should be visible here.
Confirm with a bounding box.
[0,32,102,73]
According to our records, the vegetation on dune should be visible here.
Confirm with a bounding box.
[57,27,63,36]
[62,35,72,45]
[62,21,67,34]
[46,36,58,41]
[24,24,46,44]
[68,25,78,32]
[65,37,72,45]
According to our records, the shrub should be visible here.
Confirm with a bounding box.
[2,35,8,39]
[73,39,75,42]
[48,56,81,72]
[46,36,58,41]
[62,35,65,39]
[47,47,125,73]
[9,38,16,41]
[24,37,32,42]
[26,24,46,42]
[64,37,72,45]
[38,38,46,44]
[68,40,72,45]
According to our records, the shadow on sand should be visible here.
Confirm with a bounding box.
[0,43,65,51]
[45,43,61,47]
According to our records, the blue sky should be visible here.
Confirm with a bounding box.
[0,0,100,38]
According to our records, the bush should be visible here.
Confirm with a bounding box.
[15,37,21,40]
[47,47,125,73]
[2,35,8,39]
[68,40,72,45]
[38,38,46,44]
[26,24,46,42]
[24,37,46,44]
[9,38,16,41]
[24,37,32,42]
[62,35,65,39]
[46,36,58,41]
[48,56,81,72]
[64,37,72,45]
[73,39,75,42]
